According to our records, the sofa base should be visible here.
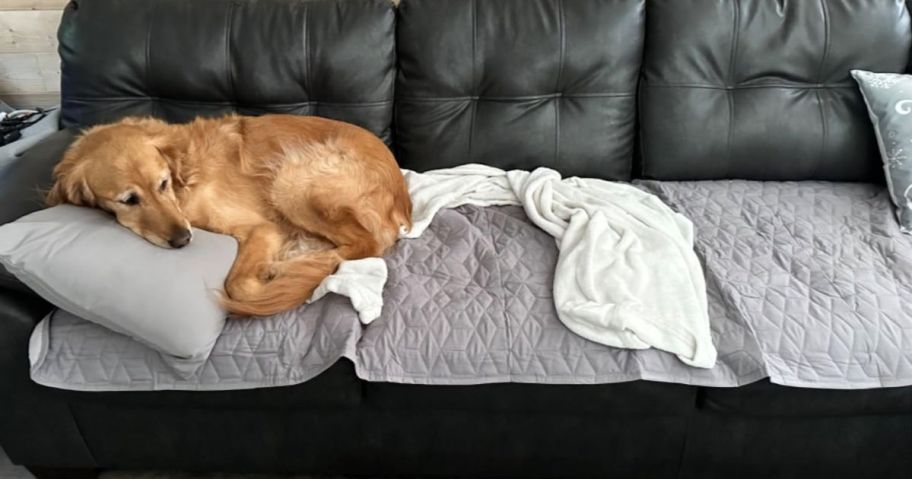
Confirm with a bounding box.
[10,399,912,479]
[4,358,912,478]
[681,412,912,479]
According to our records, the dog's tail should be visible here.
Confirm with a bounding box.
[220,249,342,317]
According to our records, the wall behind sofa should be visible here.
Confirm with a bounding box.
[0,0,66,108]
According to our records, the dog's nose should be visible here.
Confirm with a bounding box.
[168,228,192,249]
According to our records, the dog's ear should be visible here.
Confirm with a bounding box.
[45,181,66,206]
[46,164,94,207]
[151,135,191,188]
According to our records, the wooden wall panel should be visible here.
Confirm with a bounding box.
[0,10,61,54]
[0,52,59,93]
[0,1,69,11]
[0,4,63,108]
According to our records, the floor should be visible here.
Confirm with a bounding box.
[0,446,32,479]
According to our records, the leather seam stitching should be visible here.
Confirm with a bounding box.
[554,0,565,163]
[65,97,392,107]
[815,0,831,179]
[144,2,155,117]
[302,2,310,105]
[225,1,236,112]
[638,76,648,178]
[398,93,634,102]
[816,0,831,84]
[468,0,477,162]
[641,83,855,90]
[725,0,741,176]
[728,0,740,87]
[386,3,395,144]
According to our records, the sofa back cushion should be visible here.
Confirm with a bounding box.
[395,0,644,179]
[639,0,912,181]
[58,0,396,142]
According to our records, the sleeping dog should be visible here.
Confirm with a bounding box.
[47,114,412,316]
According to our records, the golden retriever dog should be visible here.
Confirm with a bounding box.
[47,114,412,316]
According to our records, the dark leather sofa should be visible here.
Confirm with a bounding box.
[2,0,911,477]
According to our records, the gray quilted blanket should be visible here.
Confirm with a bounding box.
[28,181,912,390]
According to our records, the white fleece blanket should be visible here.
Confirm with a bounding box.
[310,164,717,368]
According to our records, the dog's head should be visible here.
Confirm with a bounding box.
[48,117,193,249]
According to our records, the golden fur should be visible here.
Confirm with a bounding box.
[47,114,412,316]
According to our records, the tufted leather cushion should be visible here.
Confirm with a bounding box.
[58,0,396,142]
[395,0,644,180]
[639,0,912,181]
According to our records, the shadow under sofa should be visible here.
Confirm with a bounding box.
[2,0,912,478]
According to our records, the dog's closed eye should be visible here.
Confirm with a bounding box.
[159,178,169,192]
[120,193,140,206]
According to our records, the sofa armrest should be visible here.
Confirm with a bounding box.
[0,266,35,295]
[0,128,78,225]
[0,289,53,375]
[0,129,78,297]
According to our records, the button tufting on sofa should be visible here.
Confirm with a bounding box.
[58,0,397,143]
[395,0,645,180]
[639,0,912,181]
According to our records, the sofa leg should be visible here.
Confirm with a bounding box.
[25,466,100,479]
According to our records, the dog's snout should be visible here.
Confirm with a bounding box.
[168,228,192,249]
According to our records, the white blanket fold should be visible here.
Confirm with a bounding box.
[316,164,717,369]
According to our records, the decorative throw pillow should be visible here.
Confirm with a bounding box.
[852,70,912,233]
[0,205,237,359]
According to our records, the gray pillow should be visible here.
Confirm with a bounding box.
[852,69,912,233]
[0,205,237,359]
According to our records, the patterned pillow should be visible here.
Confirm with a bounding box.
[852,70,912,233]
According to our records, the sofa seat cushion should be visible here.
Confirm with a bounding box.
[26,181,912,390]
[28,181,912,392]
[701,380,912,416]
[638,180,912,389]
[29,204,760,393]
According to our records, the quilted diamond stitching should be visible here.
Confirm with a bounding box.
[30,181,912,390]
